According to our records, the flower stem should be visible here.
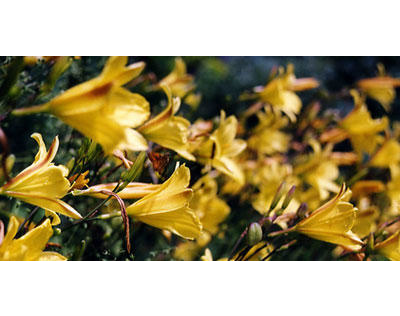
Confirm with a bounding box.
[12,103,50,116]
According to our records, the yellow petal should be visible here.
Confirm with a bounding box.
[101,57,145,86]
[295,185,364,248]
[134,206,201,240]
[38,251,67,261]
[107,87,150,128]
[73,182,160,199]
[0,218,53,261]
[2,134,59,191]
[139,85,195,160]
[126,165,202,239]
[375,231,400,261]
[0,216,19,255]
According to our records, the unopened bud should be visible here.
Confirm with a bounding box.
[297,203,308,219]
[282,185,296,210]
[247,222,263,246]
[367,233,375,252]
[270,181,286,210]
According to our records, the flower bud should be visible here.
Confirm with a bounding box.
[247,222,263,246]
[367,233,375,252]
[296,203,308,219]
[281,185,296,210]
[270,181,286,210]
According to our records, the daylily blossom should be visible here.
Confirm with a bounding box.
[256,64,319,122]
[195,111,247,185]
[341,90,388,156]
[190,175,230,236]
[357,64,400,111]
[0,133,81,224]
[369,138,400,168]
[76,165,202,240]
[13,56,150,154]
[158,57,201,108]
[0,216,66,261]
[294,140,340,200]
[375,231,400,261]
[138,84,195,161]
[126,165,202,239]
[247,108,291,155]
[294,184,364,249]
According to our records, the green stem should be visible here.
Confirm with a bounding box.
[0,57,24,100]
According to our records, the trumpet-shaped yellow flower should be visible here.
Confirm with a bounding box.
[191,175,230,235]
[375,231,400,261]
[247,108,291,155]
[386,165,400,215]
[369,138,400,168]
[294,140,340,200]
[0,216,66,261]
[252,161,298,215]
[159,57,195,98]
[172,174,231,261]
[341,90,388,156]
[257,64,319,122]
[159,57,201,109]
[0,134,81,224]
[126,165,202,239]
[357,64,400,112]
[138,84,195,161]
[195,111,247,185]
[13,56,150,154]
[294,184,364,249]
[352,208,379,239]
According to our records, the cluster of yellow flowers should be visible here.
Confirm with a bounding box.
[1,56,400,261]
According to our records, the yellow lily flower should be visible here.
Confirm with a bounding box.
[247,108,291,155]
[252,161,298,215]
[0,133,81,223]
[126,165,202,239]
[138,84,195,161]
[257,64,319,122]
[369,138,400,168]
[0,216,66,261]
[386,165,400,215]
[294,184,364,249]
[341,90,388,156]
[352,208,379,239]
[158,57,201,109]
[191,175,230,235]
[13,56,150,154]
[159,57,195,97]
[357,64,400,112]
[375,231,400,261]
[294,140,340,200]
[173,173,231,259]
[195,111,247,185]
